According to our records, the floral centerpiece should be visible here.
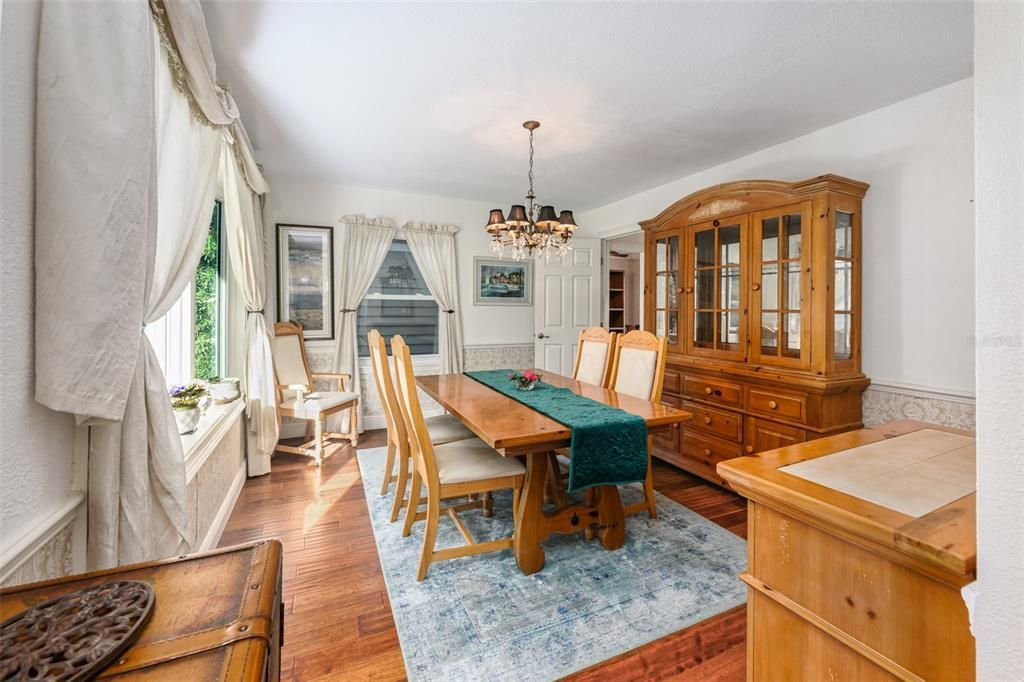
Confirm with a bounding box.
[169,383,208,434]
[508,370,542,391]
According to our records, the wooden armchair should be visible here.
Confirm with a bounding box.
[272,322,359,465]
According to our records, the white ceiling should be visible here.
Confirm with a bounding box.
[202,1,972,212]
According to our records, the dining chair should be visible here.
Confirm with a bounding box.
[571,327,617,387]
[607,329,669,518]
[367,329,474,522]
[272,321,359,466]
[391,334,525,581]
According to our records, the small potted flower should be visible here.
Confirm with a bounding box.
[169,383,208,435]
[508,369,542,391]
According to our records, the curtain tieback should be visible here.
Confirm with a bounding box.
[246,308,264,315]
[443,309,456,314]
[339,309,357,314]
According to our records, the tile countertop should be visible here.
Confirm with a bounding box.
[717,420,977,579]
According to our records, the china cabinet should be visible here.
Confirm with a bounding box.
[641,175,870,485]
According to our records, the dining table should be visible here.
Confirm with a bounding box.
[416,370,693,575]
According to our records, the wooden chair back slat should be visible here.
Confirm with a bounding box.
[571,327,617,387]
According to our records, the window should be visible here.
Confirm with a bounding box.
[194,201,224,379]
[147,201,227,385]
[357,240,438,356]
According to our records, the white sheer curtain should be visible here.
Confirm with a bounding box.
[222,145,278,476]
[334,216,395,432]
[403,222,463,373]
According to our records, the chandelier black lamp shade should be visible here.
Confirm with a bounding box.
[485,121,580,260]
[505,204,529,228]
[485,209,507,233]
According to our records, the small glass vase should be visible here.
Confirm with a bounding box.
[517,381,537,391]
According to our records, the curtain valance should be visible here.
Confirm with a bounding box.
[150,0,269,195]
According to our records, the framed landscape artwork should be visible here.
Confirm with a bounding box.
[277,224,334,339]
[473,257,533,306]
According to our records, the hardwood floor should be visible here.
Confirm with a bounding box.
[220,430,748,681]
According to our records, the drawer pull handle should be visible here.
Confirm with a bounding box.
[684,286,694,294]
[752,283,761,291]
[703,448,712,456]
[745,445,754,454]
[768,400,778,409]
[703,416,712,424]
[705,387,712,395]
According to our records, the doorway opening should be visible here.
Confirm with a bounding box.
[603,232,644,334]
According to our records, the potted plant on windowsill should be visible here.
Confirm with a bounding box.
[169,383,208,435]
[204,376,241,404]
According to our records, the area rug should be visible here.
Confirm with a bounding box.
[356,447,747,682]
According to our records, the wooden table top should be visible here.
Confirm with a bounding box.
[717,420,976,579]
[416,371,692,455]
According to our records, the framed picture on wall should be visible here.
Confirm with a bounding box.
[473,257,533,306]
[276,224,334,339]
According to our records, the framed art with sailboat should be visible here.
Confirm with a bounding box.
[473,257,533,306]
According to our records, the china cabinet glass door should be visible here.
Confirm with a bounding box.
[685,217,747,360]
[831,199,858,368]
[751,203,810,367]
[652,232,680,349]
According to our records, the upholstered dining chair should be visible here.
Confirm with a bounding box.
[367,329,474,522]
[607,329,669,518]
[272,322,359,466]
[571,327,617,387]
[391,335,525,581]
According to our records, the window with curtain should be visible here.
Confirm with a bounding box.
[357,240,438,356]
[147,200,228,384]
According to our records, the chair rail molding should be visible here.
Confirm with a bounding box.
[0,492,86,588]
[862,380,976,431]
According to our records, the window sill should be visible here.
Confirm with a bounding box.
[182,399,246,482]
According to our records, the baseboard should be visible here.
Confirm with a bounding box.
[198,463,246,552]
[1,492,85,587]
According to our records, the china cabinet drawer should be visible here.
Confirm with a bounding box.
[662,367,683,396]
[744,417,807,454]
[682,430,744,469]
[683,400,742,442]
[747,387,807,423]
[683,376,742,407]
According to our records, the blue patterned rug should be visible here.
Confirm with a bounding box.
[356,447,747,681]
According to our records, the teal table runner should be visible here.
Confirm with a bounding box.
[464,370,648,492]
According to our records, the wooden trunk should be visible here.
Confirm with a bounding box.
[641,175,870,485]
[0,541,283,681]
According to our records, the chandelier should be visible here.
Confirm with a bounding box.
[485,120,578,260]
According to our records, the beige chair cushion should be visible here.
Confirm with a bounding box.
[426,414,474,445]
[281,391,359,418]
[575,340,609,386]
[434,438,525,485]
[273,334,309,387]
[614,346,657,399]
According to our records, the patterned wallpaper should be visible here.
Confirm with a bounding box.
[863,385,976,431]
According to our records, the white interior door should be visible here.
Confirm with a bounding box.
[534,239,601,374]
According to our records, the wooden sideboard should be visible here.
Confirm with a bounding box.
[0,541,284,680]
[718,421,976,681]
[641,175,870,485]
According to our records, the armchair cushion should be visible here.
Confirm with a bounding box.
[281,391,359,419]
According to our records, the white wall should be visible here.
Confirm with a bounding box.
[263,180,533,348]
[0,0,78,556]
[579,78,976,395]
[974,4,1024,679]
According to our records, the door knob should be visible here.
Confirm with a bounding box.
[537,333,548,339]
